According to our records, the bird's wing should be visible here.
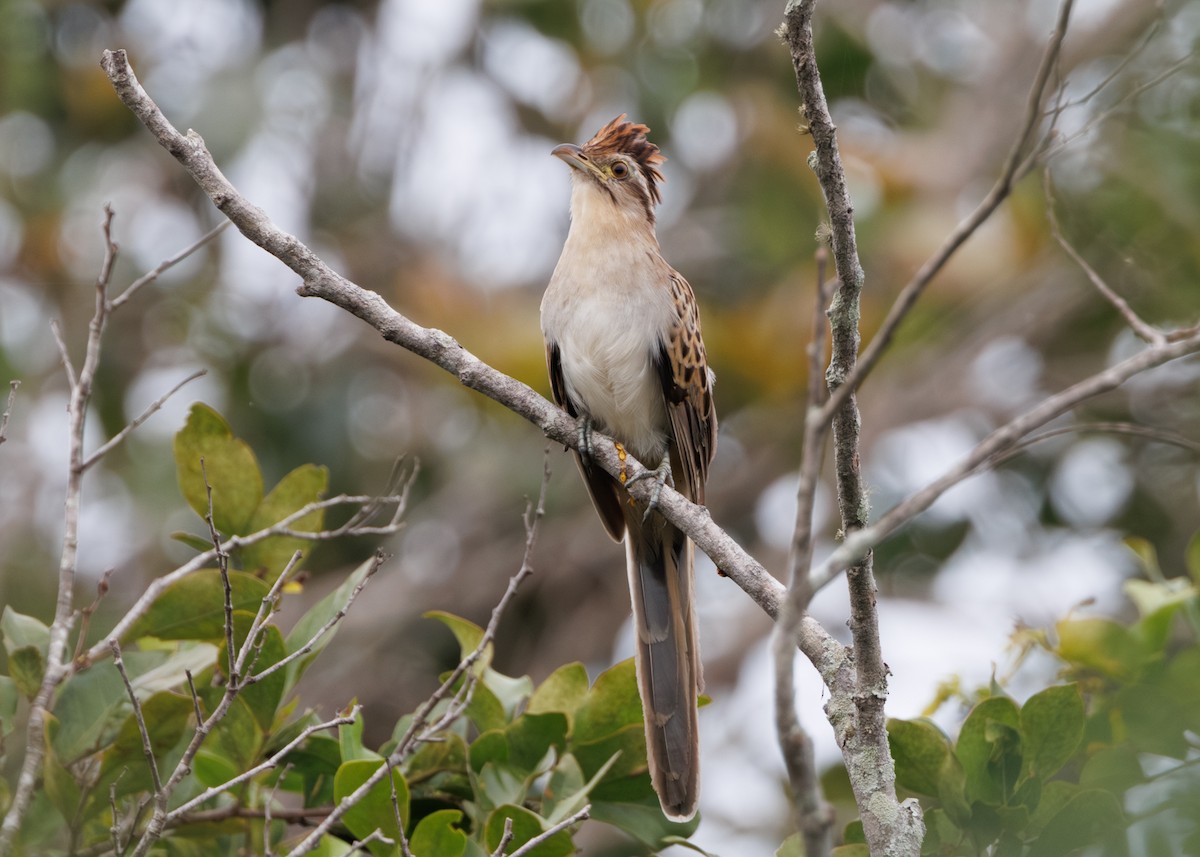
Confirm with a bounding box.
[547,342,626,541]
[656,273,717,504]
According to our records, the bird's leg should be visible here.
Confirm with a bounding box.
[626,451,673,522]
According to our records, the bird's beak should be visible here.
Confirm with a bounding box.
[552,143,598,177]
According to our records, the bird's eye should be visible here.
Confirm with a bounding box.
[611,162,629,178]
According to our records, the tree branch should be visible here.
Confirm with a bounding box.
[96,46,796,657]
[0,380,17,447]
[0,207,118,854]
[782,3,922,854]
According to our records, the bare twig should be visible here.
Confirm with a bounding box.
[812,0,1076,431]
[490,818,515,857]
[79,491,410,669]
[166,708,359,820]
[50,319,78,391]
[248,551,383,685]
[74,568,114,662]
[108,640,164,796]
[0,207,118,854]
[82,369,208,471]
[774,253,836,854]
[284,460,551,857]
[1043,170,1163,344]
[346,830,394,855]
[110,220,231,310]
[808,328,1200,595]
[0,380,17,446]
[783,2,922,853]
[991,421,1200,466]
[386,759,414,857]
[506,806,591,857]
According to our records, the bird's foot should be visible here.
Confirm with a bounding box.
[576,415,595,466]
[627,452,673,522]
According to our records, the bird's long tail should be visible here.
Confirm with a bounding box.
[625,511,701,822]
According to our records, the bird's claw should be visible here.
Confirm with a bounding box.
[627,452,673,522]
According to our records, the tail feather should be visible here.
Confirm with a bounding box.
[626,513,701,822]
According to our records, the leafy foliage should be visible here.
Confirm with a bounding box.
[871,538,1200,856]
[0,405,693,855]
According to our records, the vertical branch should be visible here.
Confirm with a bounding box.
[781,3,923,855]
[0,380,18,446]
[0,207,118,855]
[773,253,836,854]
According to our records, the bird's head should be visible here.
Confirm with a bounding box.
[553,114,666,227]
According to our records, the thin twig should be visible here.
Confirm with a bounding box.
[199,458,238,685]
[284,459,551,857]
[774,251,836,853]
[73,569,114,663]
[987,421,1200,469]
[0,380,18,446]
[0,206,118,854]
[808,327,1200,595]
[346,830,394,855]
[82,369,208,471]
[166,708,359,819]
[110,220,231,310]
[109,640,164,797]
[386,758,414,857]
[490,818,515,857]
[811,0,1077,431]
[1043,169,1163,344]
[784,1,920,853]
[248,551,383,685]
[506,805,591,857]
[50,319,78,391]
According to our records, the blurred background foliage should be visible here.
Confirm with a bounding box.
[0,0,1198,853]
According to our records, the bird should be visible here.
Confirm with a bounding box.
[540,114,717,822]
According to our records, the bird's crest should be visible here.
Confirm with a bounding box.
[582,114,666,204]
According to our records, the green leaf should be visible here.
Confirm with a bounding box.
[194,693,263,784]
[174,403,264,535]
[241,464,328,580]
[1125,578,1196,650]
[0,675,17,737]
[123,570,270,642]
[97,691,194,797]
[1186,529,1200,583]
[339,707,380,763]
[1116,681,1192,758]
[2,608,49,698]
[888,718,951,797]
[469,730,509,773]
[52,660,133,761]
[283,556,377,693]
[172,531,217,553]
[128,643,219,696]
[425,611,488,669]
[956,695,1021,805]
[1055,617,1149,680]
[506,711,567,773]
[405,731,468,790]
[1019,684,1083,782]
[830,847,871,857]
[1078,745,1143,795]
[1027,789,1124,857]
[304,836,354,857]
[528,662,589,725]
[776,833,803,857]
[574,659,642,743]
[334,759,409,857]
[465,680,507,734]
[484,804,574,857]
[410,809,467,857]
[223,624,287,731]
[41,727,81,826]
[481,668,534,718]
[276,730,342,807]
[544,750,622,825]
[7,646,45,699]
[589,797,699,849]
[573,721,646,785]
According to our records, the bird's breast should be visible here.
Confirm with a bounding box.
[543,277,673,465]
